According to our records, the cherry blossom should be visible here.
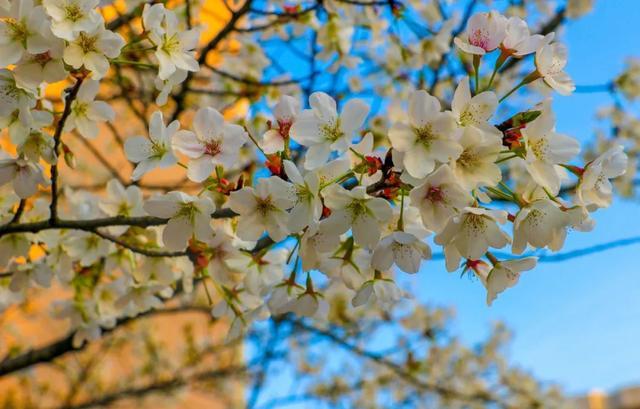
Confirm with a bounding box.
[0,0,50,67]
[124,111,180,181]
[409,164,473,233]
[449,127,502,189]
[451,77,501,138]
[323,185,392,249]
[501,17,552,57]
[577,145,628,209]
[352,276,403,309]
[43,0,102,41]
[535,42,576,95]
[63,79,115,139]
[435,207,511,272]
[521,105,580,192]
[172,106,247,182]
[454,11,507,55]
[261,95,300,154]
[512,199,581,254]
[485,257,538,306]
[389,90,461,179]
[144,3,200,80]
[63,25,124,79]
[372,232,431,274]
[143,192,215,250]
[0,155,48,198]
[290,92,369,169]
[228,176,296,242]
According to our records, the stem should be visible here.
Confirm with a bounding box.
[472,55,481,95]
[202,276,214,305]
[320,171,354,190]
[245,127,267,157]
[485,187,514,202]
[110,59,157,69]
[499,71,541,103]
[486,51,509,91]
[485,251,499,266]
[494,154,518,164]
[397,189,405,231]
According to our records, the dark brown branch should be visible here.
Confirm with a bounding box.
[50,78,85,224]
[0,208,237,238]
[8,199,26,224]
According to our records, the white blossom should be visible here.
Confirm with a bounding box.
[282,160,322,233]
[512,199,582,254]
[262,95,300,154]
[502,17,552,57]
[451,76,501,139]
[228,176,296,242]
[535,42,575,95]
[389,90,461,179]
[352,277,403,309]
[0,0,50,67]
[409,164,473,233]
[144,3,200,80]
[0,155,48,198]
[172,106,247,182]
[124,111,180,181]
[63,25,124,79]
[372,232,431,274]
[454,11,507,55]
[143,191,215,250]
[485,257,537,306]
[290,92,369,169]
[64,79,115,139]
[43,0,102,41]
[577,145,628,209]
[521,105,580,192]
[435,207,511,272]
[323,185,392,249]
[449,126,502,189]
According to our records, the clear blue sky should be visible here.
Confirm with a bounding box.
[412,0,640,394]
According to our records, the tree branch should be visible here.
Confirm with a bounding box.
[50,78,85,224]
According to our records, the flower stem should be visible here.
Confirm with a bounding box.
[485,51,509,91]
[499,71,541,103]
[473,55,482,95]
[397,189,405,232]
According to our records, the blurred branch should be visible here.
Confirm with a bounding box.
[0,306,213,378]
[58,365,248,409]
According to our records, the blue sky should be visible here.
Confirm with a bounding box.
[411,0,640,394]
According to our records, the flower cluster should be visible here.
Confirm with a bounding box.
[0,2,626,344]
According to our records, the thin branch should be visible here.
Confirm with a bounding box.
[57,366,248,409]
[0,307,212,378]
[8,199,26,224]
[91,229,188,257]
[289,318,500,405]
[50,77,85,224]
[71,131,126,185]
[171,0,254,121]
